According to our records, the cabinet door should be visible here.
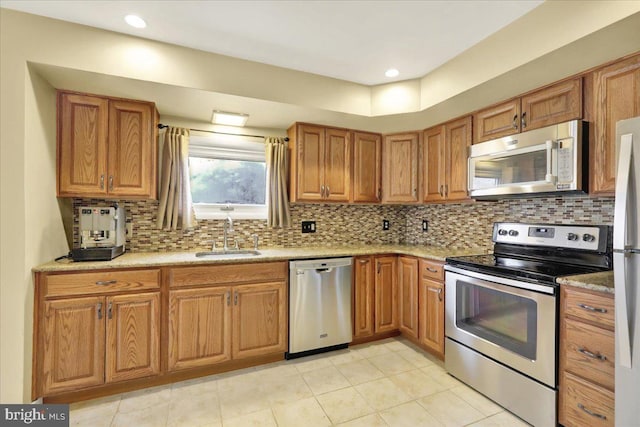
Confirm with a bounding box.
[232,281,287,359]
[57,92,109,197]
[295,124,325,201]
[42,296,105,395]
[353,256,375,338]
[473,98,520,143]
[419,278,445,358]
[105,292,160,383]
[398,257,418,339]
[168,287,231,371]
[324,128,351,202]
[445,116,472,201]
[521,78,582,131]
[382,133,419,203]
[108,100,156,199]
[422,125,446,202]
[374,256,398,333]
[353,132,382,202]
[591,54,640,194]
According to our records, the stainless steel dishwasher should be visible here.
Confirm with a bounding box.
[288,257,353,358]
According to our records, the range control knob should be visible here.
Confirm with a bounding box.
[508,230,519,237]
[498,229,508,236]
[567,233,579,241]
[582,233,596,242]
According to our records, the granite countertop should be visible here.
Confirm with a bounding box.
[33,244,486,273]
[557,271,614,294]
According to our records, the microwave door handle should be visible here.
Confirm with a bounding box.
[545,140,556,183]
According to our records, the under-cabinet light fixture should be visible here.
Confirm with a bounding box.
[211,110,249,127]
[125,14,147,28]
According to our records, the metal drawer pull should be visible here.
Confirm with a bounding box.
[578,348,607,361]
[426,267,438,273]
[578,303,607,313]
[97,302,103,320]
[95,280,117,286]
[577,404,607,420]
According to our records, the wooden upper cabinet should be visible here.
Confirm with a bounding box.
[374,256,398,333]
[105,292,160,383]
[352,132,382,202]
[353,256,375,338]
[590,54,640,195]
[382,133,419,203]
[473,98,520,143]
[57,91,157,199]
[288,123,350,202]
[473,78,582,144]
[398,257,418,340]
[57,93,109,196]
[42,296,105,395]
[422,116,471,203]
[521,78,582,131]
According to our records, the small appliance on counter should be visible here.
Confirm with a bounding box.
[72,205,126,261]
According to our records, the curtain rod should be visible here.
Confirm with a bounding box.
[158,123,289,141]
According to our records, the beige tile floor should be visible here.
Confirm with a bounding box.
[69,337,531,426]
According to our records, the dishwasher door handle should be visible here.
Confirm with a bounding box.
[315,268,334,273]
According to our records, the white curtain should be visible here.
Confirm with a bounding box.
[265,136,291,228]
[156,127,194,230]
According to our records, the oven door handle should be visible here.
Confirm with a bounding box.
[444,265,556,295]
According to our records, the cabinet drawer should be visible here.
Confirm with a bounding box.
[45,269,160,297]
[563,372,614,427]
[562,286,614,328]
[169,262,287,288]
[564,318,614,390]
[419,259,444,281]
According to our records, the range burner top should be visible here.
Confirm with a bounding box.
[446,222,613,286]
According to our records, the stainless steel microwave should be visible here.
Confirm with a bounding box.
[468,120,587,199]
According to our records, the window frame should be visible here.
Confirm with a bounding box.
[188,134,268,220]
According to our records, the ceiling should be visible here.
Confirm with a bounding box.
[1,0,543,86]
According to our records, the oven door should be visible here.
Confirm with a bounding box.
[445,268,557,387]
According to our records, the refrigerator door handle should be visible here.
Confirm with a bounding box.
[613,133,634,250]
[614,252,633,368]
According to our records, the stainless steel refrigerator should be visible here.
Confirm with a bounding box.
[614,116,640,426]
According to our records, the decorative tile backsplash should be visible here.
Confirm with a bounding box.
[72,196,614,252]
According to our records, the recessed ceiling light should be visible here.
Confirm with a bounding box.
[211,110,249,127]
[124,15,146,29]
[385,68,399,78]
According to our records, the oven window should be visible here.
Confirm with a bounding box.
[456,281,537,360]
[472,150,547,189]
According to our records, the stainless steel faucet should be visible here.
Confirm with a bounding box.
[222,215,234,251]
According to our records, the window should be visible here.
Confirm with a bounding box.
[189,134,267,220]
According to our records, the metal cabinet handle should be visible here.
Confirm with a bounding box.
[521,112,527,129]
[377,262,381,274]
[578,303,607,313]
[426,267,438,273]
[97,302,103,320]
[577,404,607,420]
[512,114,518,130]
[377,188,381,201]
[444,184,448,196]
[437,288,443,302]
[234,291,238,305]
[107,302,113,320]
[326,186,330,197]
[108,175,114,191]
[96,280,117,286]
[100,174,105,190]
[320,185,325,197]
[439,185,443,197]
[578,347,607,361]
[226,291,231,306]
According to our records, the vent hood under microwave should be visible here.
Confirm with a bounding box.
[468,120,588,199]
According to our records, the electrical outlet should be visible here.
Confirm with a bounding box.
[382,219,390,230]
[301,221,316,233]
[422,220,428,232]
[126,222,133,237]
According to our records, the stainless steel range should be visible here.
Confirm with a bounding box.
[444,222,612,427]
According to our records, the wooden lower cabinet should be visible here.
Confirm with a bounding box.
[418,279,445,358]
[353,256,375,338]
[398,256,418,339]
[374,256,398,333]
[41,292,160,396]
[168,287,231,371]
[559,285,615,427]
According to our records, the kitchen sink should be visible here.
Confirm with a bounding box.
[195,250,261,258]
